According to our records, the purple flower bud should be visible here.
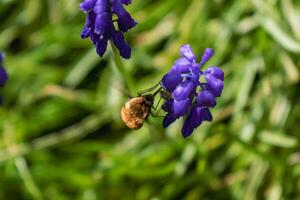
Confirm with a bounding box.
[194,107,205,126]
[94,13,109,34]
[112,31,131,59]
[117,13,137,32]
[0,53,4,62]
[93,0,107,14]
[181,106,213,137]
[121,0,132,5]
[173,99,192,117]
[172,80,196,101]
[90,33,100,44]
[205,66,224,81]
[205,74,224,97]
[0,53,8,86]
[111,0,137,32]
[181,107,199,137]
[180,44,196,62]
[196,90,216,107]
[172,57,191,73]
[80,0,97,11]
[190,63,201,80]
[0,52,8,104]
[181,115,195,137]
[202,107,213,121]
[199,48,214,66]
[161,69,182,91]
[81,26,92,38]
[81,12,96,38]
[163,114,177,128]
[96,38,108,57]
[0,67,8,86]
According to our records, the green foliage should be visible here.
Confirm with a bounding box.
[1,0,300,199]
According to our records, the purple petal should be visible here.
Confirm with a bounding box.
[181,107,198,137]
[205,74,224,97]
[81,12,96,38]
[0,67,8,86]
[96,38,108,57]
[121,0,132,5]
[161,69,182,91]
[173,99,192,117]
[0,53,4,62]
[103,22,114,38]
[172,80,196,101]
[172,57,191,73]
[182,107,211,135]
[112,31,131,59]
[111,0,137,32]
[194,107,205,127]
[202,108,212,121]
[199,48,214,66]
[81,26,91,38]
[195,107,212,122]
[0,53,8,87]
[162,99,174,113]
[180,44,196,62]
[80,0,97,11]
[190,63,201,81]
[205,66,224,81]
[94,13,109,34]
[196,90,216,107]
[117,13,137,32]
[90,33,100,44]
[93,0,107,14]
[163,114,177,128]
[181,118,194,137]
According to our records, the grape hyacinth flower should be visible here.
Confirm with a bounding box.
[0,52,8,104]
[80,0,137,59]
[161,45,224,138]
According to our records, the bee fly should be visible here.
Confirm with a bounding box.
[121,83,163,129]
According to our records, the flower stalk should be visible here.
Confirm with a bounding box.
[110,42,135,94]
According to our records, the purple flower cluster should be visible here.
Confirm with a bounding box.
[0,52,8,103]
[161,45,224,137]
[80,0,137,59]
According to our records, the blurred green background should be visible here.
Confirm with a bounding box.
[1,0,300,199]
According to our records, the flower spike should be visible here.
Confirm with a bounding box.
[80,0,137,59]
[160,45,224,137]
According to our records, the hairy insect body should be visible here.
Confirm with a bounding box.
[121,95,154,129]
[159,89,172,100]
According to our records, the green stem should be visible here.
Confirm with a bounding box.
[15,157,44,200]
[110,42,135,95]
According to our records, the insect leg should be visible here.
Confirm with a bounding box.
[150,110,165,118]
[138,82,160,95]
[152,96,162,110]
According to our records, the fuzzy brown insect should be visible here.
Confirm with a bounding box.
[121,94,154,129]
